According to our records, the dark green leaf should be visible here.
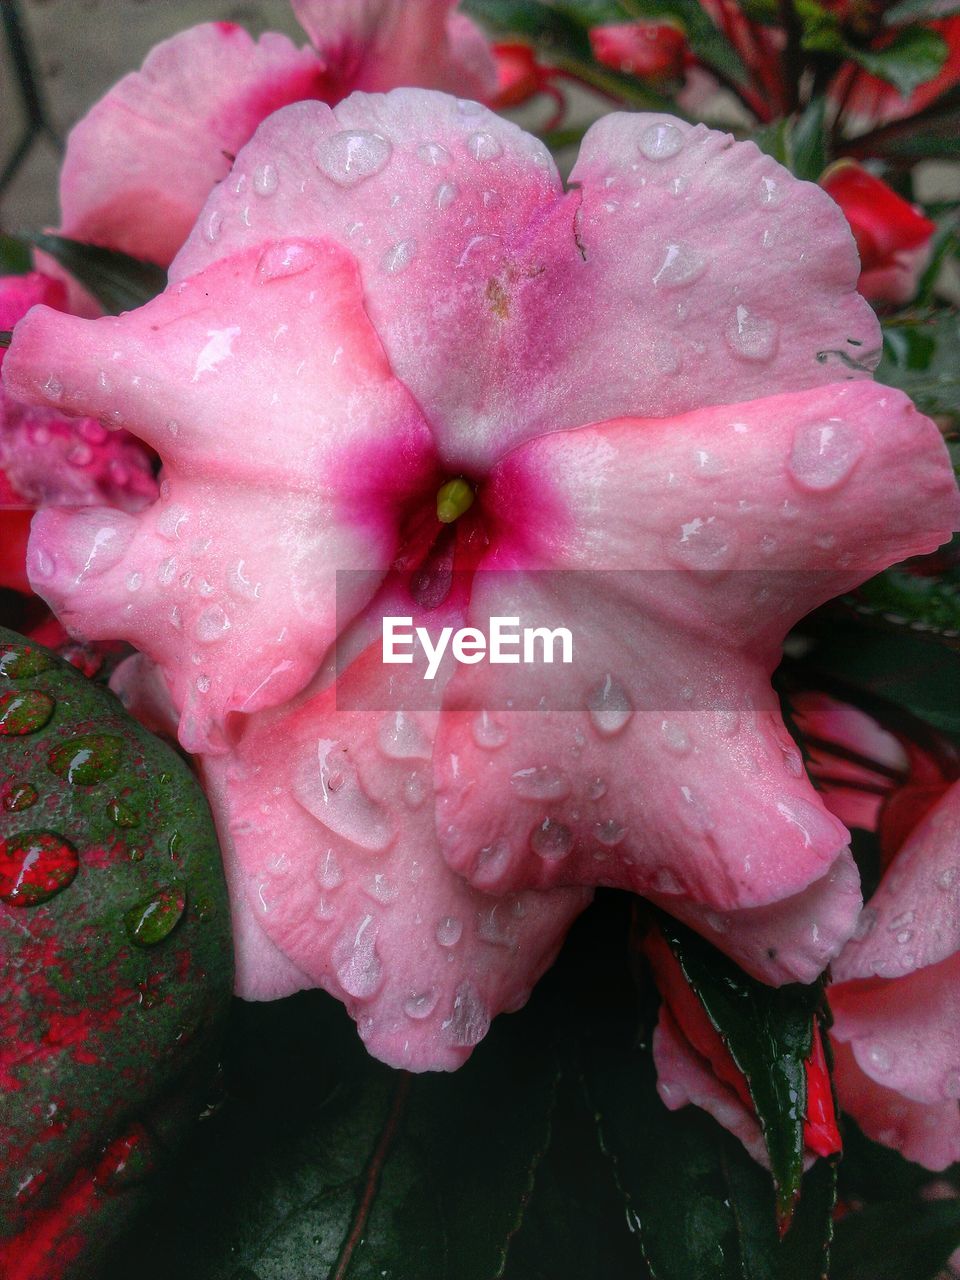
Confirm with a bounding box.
[19,231,166,314]
[752,99,828,180]
[831,1198,960,1279]
[100,986,561,1280]
[658,916,823,1223]
[850,568,960,646]
[0,331,11,348]
[0,232,32,274]
[586,1033,837,1279]
[877,310,960,420]
[848,26,949,97]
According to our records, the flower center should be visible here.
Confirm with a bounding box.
[436,477,476,524]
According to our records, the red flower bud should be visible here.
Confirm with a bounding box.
[589,21,688,82]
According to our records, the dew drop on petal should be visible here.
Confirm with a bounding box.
[377,711,431,760]
[530,818,573,861]
[435,182,458,209]
[124,888,186,946]
[787,421,864,492]
[639,122,683,161]
[471,711,508,750]
[335,914,383,998]
[203,210,222,243]
[467,132,503,161]
[0,689,55,736]
[253,162,278,196]
[405,988,440,1020]
[510,765,571,801]
[727,305,779,362]
[418,142,449,166]
[316,849,343,891]
[257,241,316,282]
[314,130,392,185]
[595,819,626,847]
[653,242,707,287]
[195,605,231,643]
[443,982,490,1046]
[660,720,690,755]
[673,516,737,570]
[435,915,463,947]
[295,739,394,851]
[381,239,417,274]
[852,906,877,940]
[0,831,79,906]
[586,674,633,737]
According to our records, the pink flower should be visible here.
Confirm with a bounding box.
[57,3,495,269]
[4,92,958,1069]
[821,161,936,307]
[0,274,157,598]
[589,22,689,84]
[831,780,960,1169]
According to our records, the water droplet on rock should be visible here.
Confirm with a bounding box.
[0,689,55,736]
[125,887,186,946]
[48,733,123,786]
[0,831,79,906]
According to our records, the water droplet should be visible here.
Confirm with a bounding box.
[776,796,840,849]
[530,818,573,860]
[0,645,54,680]
[405,988,440,1019]
[0,689,55,736]
[314,130,392,185]
[195,674,211,694]
[937,866,959,890]
[588,777,607,800]
[253,162,278,195]
[295,739,393,851]
[195,605,231,643]
[381,239,417,274]
[435,181,458,209]
[660,720,690,755]
[651,866,683,893]
[866,1043,892,1074]
[787,421,864,492]
[673,516,737,569]
[679,785,713,833]
[125,887,186,946]
[94,1126,154,1192]
[467,132,503,161]
[43,375,63,400]
[203,210,222,243]
[108,798,139,828]
[759,175,781,206]
[3,783,38,811]
[653,242,707,287]
[888,909,915,931]
[418,142,449,166]
[366,873,398,904]
[780,744,804,777]
[639,121,683,161]
[48,733,123,786]
[377,711,430,760]
[436,916,463,947]
[443,982,490,1046]
[256,241,316,282]
[0,831,79,906]
[471,711,508,750]
[335,914,383,997]
[586,674,633,736]
[595,819,626,847]
[727,305,779,362]
[404,771,427,809]
[510,765,570,801]
[315,850,343,891]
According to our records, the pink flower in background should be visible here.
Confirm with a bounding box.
[4,90,958,1068]
[831,780,960,1169]
[0,273,157,599]
[57,1,495,269]
[821,161,936,307]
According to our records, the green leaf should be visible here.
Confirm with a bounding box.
[752,99,828,181]
[850,568,960,646]
[0,331,11,348]
[99,986,561,1280]
[847,26,950,97]
[658,916,823,1224]
[0,232,32,275]
[843,87,960,159]
[586,1035,837,1279]
[877,309,960,421]
[0,628,232,1279]
[19,231,166,314]
[884,0,960,26]
[831,1199,960,1279]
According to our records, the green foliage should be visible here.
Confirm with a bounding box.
[878,310,960,421]
[0,233,32,275]
[848,26,950,97]
[17,231,166,314]
[752,98,828,179]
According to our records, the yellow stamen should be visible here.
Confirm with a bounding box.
[436,477,475,524]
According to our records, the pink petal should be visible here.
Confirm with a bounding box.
[653,1007,770,1166]
[5,240,434,752]
[433,386,959,918]
[834,781,960,980]
[198,632,589,1071]
[831,1038,960,1170]
[831,952,960,1105]
[292,0,496,99]
[170,96,879,471]
[59,23,327,266]
[0,274,66,367]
